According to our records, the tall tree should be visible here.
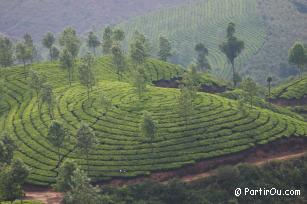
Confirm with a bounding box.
[0,36,14,68]
[42,32,56,60]
[178,73,197,128]
[241,77,258,108]
[0,159,29,203]
[60,48,74,86]
[47,120,67,169]
[41,83,54,119]
[29,70,45,109]
[187,63,201,87]
[55,159,78,192]
[50,46,60,61]
[111,43,126,80]
[59,27,81,60]
[158,36,172,62]
[267,76,272,97]
[130,31,148,66]
[133,67,147,98]
[195,43,210,71]
[15,42,29,79]
[139,112,157,152]
[289,42,306,79]
[102,26,113,55]
[76,123,97,173]
[23,33,35,63]
[29,70,44,97]
[112,29,125,42]
[87,31,100,56]
[78,52,95,99]
[219,23,244,87]
[0,132,16,165]
[63,168,100,204]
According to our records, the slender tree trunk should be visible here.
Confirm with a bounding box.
[117,68,120,81]
[86,153,89,174]
[68,70,71,86]
[23,60,26,79]
[299,65,302,80]
[250,96,253,108]
[268,82,271,97]
[49,48,52,61]
[87,85,90,100]
[50,104,54,119]
[232,61,236,87]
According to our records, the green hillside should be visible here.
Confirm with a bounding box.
[1,57,307,186]
[115,0,267,79]
[271,76,307,100]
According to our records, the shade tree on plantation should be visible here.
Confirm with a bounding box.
[219,23,244,87]
[60,48,74,86]
[158,36,172,62]
[55,159,78,192]
[0,36,14,68]
[59,27,81,60]
[241,77,258,108]
[42,32,56,61]
[47,120,68,171]
[76,123,97,173]
[87,31,101,56]
[111,42,126,80]
[140,111,157,152]
[289,42,306,79]
[41,83,55,119]
[195,43,210,72]
[78,52,96,99]
[102,26,113,55]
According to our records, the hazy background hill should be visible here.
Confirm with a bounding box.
[1,0,307,84]
[0,0,188,40]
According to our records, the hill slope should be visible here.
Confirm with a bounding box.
[271,76,307,101]
[116,0,266,80]
[0,0,187,40]
[1,58,307,185]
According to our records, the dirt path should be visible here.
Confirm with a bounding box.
[24,186,63,204]
[182,150,307,183]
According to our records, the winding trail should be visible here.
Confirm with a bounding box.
[182,150,307,183]
[24,149,307,204]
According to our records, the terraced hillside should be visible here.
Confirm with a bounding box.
[271,76,307,101]
[270,75,307,120]
[0,0,188,40]
[1,57,307,186]
[115,0,267,79]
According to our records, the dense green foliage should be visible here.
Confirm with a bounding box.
[100,155,307,204]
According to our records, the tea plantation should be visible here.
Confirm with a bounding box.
[116,0,266,79]
[271,75,307,100]
[1,57,307,186]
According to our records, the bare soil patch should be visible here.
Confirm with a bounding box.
[24,185,63,204]
[268,96,307,106]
